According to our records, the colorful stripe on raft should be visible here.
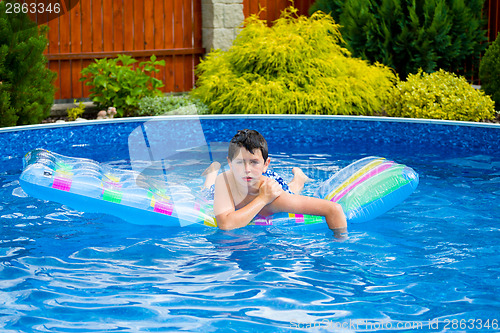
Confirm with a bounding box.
[315,156,419,223]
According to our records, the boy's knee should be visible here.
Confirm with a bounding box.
[330,202,343,215]
[329,202,348,231]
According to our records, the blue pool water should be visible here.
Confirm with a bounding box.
[1,115,499,332]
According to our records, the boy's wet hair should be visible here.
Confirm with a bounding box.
[228,129,268,161]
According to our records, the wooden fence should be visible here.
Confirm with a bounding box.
[23,0,204,100]
[10,0,500,100]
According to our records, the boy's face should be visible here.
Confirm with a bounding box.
[228,147,270,188]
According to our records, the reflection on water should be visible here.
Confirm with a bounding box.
[1,152,500,332]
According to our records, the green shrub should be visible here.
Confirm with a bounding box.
[479,33,500,111]
[66,99,86,121]
[137,95,209,116]
[191,7,397,116]
[308,0,343,22]
[0,0,56,127]
[386,69,495,121]
[311,0,488,79]
[80,54,165,117]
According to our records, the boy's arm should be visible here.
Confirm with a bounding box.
[269,193,347,230]
[213,175,282,230]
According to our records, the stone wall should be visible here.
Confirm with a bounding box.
[202,0,245,51]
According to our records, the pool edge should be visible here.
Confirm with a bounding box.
[1,114,499,134]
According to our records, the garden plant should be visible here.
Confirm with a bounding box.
[137,95,209,116]
[0,0,56,127]
[191,7,397,116]
[80,54,165,117]
[66,100,86,121]
[386,69,495,121]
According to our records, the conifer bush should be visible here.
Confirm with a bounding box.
[386,69,495,122]
[311,0,488,79]
[308,0,343,22]
[191,7,397,115]
[0,0,56,127]
[479,34,500,111]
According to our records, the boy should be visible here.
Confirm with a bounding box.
[203,129,347,235]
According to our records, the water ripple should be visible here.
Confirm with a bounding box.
[2,150,500,332]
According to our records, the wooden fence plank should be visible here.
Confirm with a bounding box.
[243,0,250,18]
[152,0,165,85]
[267,0,277,23]
[123,0,134,50]
[102,0,113,51]
[193,0,203,84]
[154,0,165,49]
[92,0,103,52]
[70,0,82,98]
[259,0,267,21]
[183,0,194,89]
[81,0,93,97]
[113,0,124,51]
[173,0,185,92]
[47,13,61,99]
[81,0,92,53]
[144,0,155,50]
[70,0,81,54]
[164,0,175,92]
[59,1,72,99]
[133,0,144,50]
[193,0,202,50]
[281,0,289,15]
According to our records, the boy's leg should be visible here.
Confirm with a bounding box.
[271,192,348,236]
[202,162,221,189]
[288,167,312,194]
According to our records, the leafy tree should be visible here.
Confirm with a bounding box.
[0,0,56,127]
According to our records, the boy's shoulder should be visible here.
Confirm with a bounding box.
[215,169,232,180]
[215,169,235,189]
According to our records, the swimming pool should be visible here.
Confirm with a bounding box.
[1,115,499,332]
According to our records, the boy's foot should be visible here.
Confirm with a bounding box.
[292,167,313,183]
[202,162,221,189]
[202,161,221,176]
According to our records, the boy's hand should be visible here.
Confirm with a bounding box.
[258,178,283,204]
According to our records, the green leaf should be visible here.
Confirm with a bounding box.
[125,95,135,105]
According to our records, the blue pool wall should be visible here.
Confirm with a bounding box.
[1,115,499,172]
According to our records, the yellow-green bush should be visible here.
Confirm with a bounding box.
[191,7,397,115]
[386,69,495,122]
